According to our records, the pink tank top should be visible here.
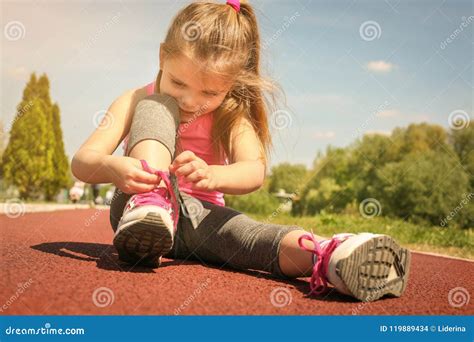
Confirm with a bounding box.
[123,82,227,206]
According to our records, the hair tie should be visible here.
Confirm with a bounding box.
[226,0,240,12]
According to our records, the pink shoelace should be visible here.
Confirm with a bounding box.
[298,233,346,295]
[131,160,180,232]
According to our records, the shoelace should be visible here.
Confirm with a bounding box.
[137,160,180,232]
[298,233,343,295]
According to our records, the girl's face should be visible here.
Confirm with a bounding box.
[159,51,233,120]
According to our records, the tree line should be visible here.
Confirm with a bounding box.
[227,123,473,228]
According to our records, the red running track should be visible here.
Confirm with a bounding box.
[1,209,473,315]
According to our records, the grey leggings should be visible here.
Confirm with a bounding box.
[109,94,304,278]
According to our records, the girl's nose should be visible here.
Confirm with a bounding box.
[178,94,198,112]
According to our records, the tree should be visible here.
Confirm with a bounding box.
[373,151,470,226]
[0,120,6,180]
[451,126,474,188]
[2,72,69,200]
[391,123,449,156]
[268,162,308,194]
[2,97,52,199]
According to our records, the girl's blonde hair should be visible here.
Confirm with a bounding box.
[155,0,281,170]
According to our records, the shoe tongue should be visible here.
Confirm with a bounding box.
[320,239,331,250]
[154,186,169,199]
[320,233,354,250]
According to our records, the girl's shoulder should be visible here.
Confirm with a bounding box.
[135,82,153,100]
[126,81,155,103]
[145,81,156,96]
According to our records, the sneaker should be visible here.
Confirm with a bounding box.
[298,232,411,301]
[113,160,179,268]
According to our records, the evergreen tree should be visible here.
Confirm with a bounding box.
[2,72,69,200]
[2,97,51,199]
[0,120,6,178]
[47,103,70,199]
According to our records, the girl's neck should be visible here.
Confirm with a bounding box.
[180,110,212,124]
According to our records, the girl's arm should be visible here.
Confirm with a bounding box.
[210,118,265,195]
[71,86,147,184]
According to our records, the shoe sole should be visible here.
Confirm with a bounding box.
[113,212,173,268]
[336,235,411,301]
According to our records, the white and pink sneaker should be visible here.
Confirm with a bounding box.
[113,160,179,268]
[299,232,411,301]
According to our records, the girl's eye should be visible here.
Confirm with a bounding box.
[204,92,218,97]
[172,79,185,87]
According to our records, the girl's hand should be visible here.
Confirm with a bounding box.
[169,150,218,191]
[104,155,160,195]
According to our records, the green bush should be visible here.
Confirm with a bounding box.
[374,151,470,227]
[225,188,280,215]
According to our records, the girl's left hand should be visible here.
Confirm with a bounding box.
[169,150,219,191]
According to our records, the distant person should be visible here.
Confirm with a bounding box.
[104,186,115,206]
[71,0,411,302]
[91,184,102,204]
[69,181,85,203]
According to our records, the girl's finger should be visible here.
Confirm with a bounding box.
[134,170,161,184]
[172,150,196,168]
[129,180,156,193]
[175,161,200,176]
[184,169,207,183]
[193,179,208,190]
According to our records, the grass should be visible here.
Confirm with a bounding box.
[247,212,474,260]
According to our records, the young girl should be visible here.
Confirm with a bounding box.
[71,0,410,302]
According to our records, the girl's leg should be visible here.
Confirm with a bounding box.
[278,230,327,278]
[279,228,411,302]
[126,94,180,175]
[109,93,180,231]
[179,201,410,302]
[175,201,306,279]
[110,94,183,267]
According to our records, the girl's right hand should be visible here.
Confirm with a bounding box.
[104,156,161,194]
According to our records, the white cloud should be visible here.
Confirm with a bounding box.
[366,60,395,73]
[412,114,431,122]
[288,93,353,106]
[312,130,336,139]
[7,66,29,81]
[377,109,401,117]
[364,130,391,136]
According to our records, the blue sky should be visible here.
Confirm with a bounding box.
[1,0,472,169]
